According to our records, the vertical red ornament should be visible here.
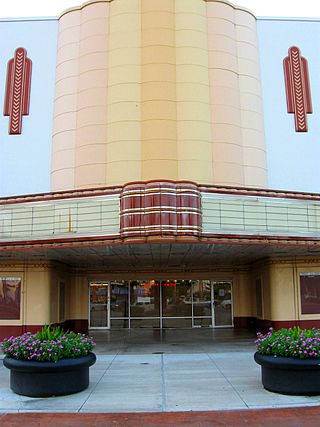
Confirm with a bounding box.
[283,46,312,132]
[4,47,32,135]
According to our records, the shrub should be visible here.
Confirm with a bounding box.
[36,324,64,341]
[255,326,320,359]
[0,326,96,362]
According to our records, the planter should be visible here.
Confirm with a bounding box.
[254,352,320,395]
[3,352,96,397]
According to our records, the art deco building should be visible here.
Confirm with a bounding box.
[1,0,320,337]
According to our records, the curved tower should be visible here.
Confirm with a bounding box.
[51,0,267,191]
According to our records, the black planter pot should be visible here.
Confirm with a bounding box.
[254,352,320,395]
[3,352,96,397]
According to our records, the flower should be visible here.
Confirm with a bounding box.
[255,326,320,359]
[0,325,95,363]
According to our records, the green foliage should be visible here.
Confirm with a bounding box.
[36,324,64,341]
[256,327,320,359]
[0,329,96,363]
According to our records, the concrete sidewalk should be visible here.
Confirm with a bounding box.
[1,329,320,413]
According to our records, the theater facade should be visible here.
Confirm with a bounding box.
[1,0,320,338]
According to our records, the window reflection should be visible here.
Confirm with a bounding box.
[130,280,160,317]
[110,281,129,317]
[90,283,109,327]
[162,280,192,317]
[102,279,233,329]
[192,280,212,317]
[213,281,233,326]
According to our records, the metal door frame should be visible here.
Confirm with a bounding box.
[212,280,234,328]
[88,281,110,329]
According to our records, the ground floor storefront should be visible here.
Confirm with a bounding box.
[2,256,320,338]
[2,182,320,338]
[89,279,233,330]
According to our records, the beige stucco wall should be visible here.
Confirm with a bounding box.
[52,1,111,191]
[266,262,296,321]
[0,262,72,327]
[206,0,267,187]
[69,275,89,320]
[51,0,267,191]
[232,270,255,318]
[253,260,320,323]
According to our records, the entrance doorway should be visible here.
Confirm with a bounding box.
[89,279,233,329]
[89,282,110,329]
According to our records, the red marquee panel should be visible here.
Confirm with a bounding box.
[4,47,32,135]
[120,181,202,238]
[283,46,312,132]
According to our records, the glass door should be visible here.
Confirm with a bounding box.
[129,280,160,328]
[161,280,192,328]
[89,282,110,329]
[192,280,213,327]
[213,281,233,327]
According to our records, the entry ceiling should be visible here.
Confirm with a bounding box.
[1,240,320,272]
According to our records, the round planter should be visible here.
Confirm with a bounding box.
[254,352,320,395]
[3,352,96,397]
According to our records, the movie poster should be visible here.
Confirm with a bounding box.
[0,277,21,320]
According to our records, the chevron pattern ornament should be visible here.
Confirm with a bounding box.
[283,46,312,132]
[4,47,32,135]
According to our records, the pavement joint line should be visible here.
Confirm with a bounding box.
[206,352,250,409]
[77,351,120,413]
[161,353,167,412]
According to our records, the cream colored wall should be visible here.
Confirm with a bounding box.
[255,260,299,321]
[52,8,80,190]
[232,270,255,318]
[206,0,267,187]
[69,275,89,320]
[49,268,72,323]
[24,267,53,325]
[141,0,177,180]
[51,0,267,191]
[75,2,110,188]
[52,1,111,191]
[106,0,141,184]
[0,262,72,326]
[176,0,213,183]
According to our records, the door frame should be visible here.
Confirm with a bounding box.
[212,280,234,328]
[88,281,110,329]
